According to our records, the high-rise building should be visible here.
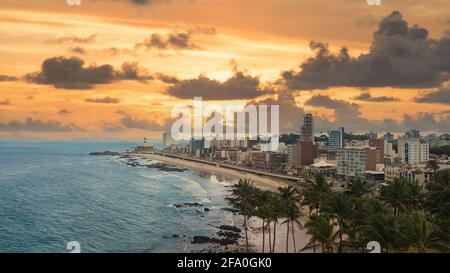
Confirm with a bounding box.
[301,113,314,142]
[405,129,420,140]
[383,132,394,143]
[337,147,377,179]
[365,131,378,140]
[328,127,345,152]
[163,132,175,147]
[397,138,429,165]
[369,139,385,164]
[287,144,300,167]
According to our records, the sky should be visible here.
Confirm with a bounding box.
[0,0,449,140]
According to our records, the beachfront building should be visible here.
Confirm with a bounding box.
[163,132,175,147]
[397,138,429,165]
[336,147,377,180]
[287,144,300,167]
[310,159,336,175]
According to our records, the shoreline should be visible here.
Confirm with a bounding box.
[128,152,311,253]
[128,153,298,192]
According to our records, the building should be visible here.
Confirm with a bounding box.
[384,166,433,185]
[369,139,385,164]
[189,138,205,158]
[337,147,377,179]
[163,132,175,147]
[328,127,345,152]
[365,131,378,140]
[300,113,314,142]
[299,141,315,166]
[405,129,420,140]
[287,144,300,167]
[397,138,429,165]
[267,152,287,171]
[383,132,394,143]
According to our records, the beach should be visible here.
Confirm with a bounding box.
[130,152,312,253]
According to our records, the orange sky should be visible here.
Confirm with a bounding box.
[0,0,449,140]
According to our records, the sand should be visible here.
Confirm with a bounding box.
[128,152,312,253]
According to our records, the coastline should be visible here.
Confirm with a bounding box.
[128,152,311,253]
[128,153,297,192]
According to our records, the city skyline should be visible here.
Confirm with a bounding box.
[0,0,449,140]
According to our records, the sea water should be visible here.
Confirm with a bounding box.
[0,140,238,253]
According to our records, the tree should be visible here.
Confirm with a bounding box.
[398,211,438,253]
[345,179,374,198]
[231,179,257,252]
[278,186,302,253]
[254,190,273,253]
[426,160,440,173]
[380,178,423,217]
[302,214,337,253]
[302,174,332,215]
[322,192,354,252]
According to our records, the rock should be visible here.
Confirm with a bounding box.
[204,207,211,212]
[218,225,241,233]
[173,234,180,238]
[89,151,121,156]
[173,203,203,208]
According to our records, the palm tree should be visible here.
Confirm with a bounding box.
[322,192,354,252]
[380,178,417,217]
[268,194,281,253]
[398,211,438,253]
[426,160,440,173]
[231,179,257,252]
[302,174,332,215]
[278,186,301,253]
[254,190,273,253]
[302,214,336,253]
[345,179,374,198]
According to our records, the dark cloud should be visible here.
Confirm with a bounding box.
[415,86,450,104]
[305,94,449,133]
[353,91,400,102]
[136,32,199,50]
[0,100,12,105]
[0,117,81,132]
[166,72,271,100]
[25,56,151,89]
[282,11,450,90]
[85,96,120,104]
[58,109,72,115]
[120,115,165,131]
[45,34,97,44]
[69,46,86,55]
[0,75,18,81]
[116,62,153,81]
[355,14,378,27]
[102,123,123,132]
[155,73,180,84]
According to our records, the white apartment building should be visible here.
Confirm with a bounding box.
[397,139,429,165]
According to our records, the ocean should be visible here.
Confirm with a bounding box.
[0,140,238,253]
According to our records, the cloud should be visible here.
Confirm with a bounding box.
[166,72,272,100]
[0,100,12,105]
[115,62,153,81]
[282,11,450,90]
[0,75,18,81]
[305,94,450,133]
[136,32,199,50]
[25,56,152,89]
[415,86,450,104]
[69,46,86,55]
[0,118,81,132]
[120,115,167,131]
[353,92,400,102]
[58,109,72,115]
[45,34,97,44]
[85,96,120,104]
